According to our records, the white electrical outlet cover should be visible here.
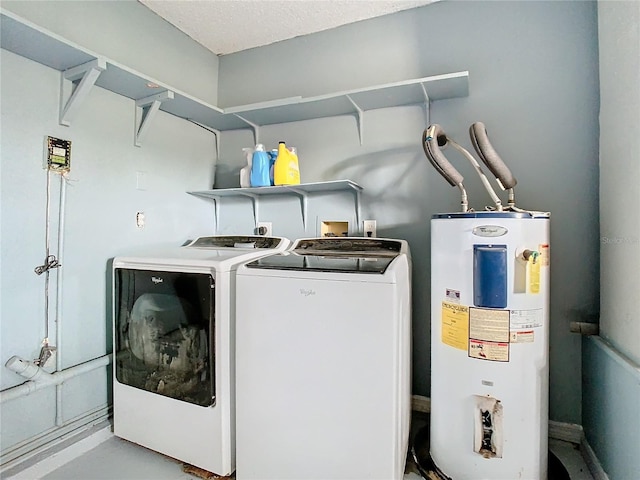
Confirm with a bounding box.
[257,222,272,236]
[363,220,376,238]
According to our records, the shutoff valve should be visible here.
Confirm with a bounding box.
[521,249,540,264]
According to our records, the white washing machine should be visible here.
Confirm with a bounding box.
[235,237,412,480]
[112,235,290,476]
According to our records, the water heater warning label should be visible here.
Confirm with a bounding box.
[539,244,550,266]
[510,308,543,330]
[468,307,510,362]
[469,307,510,342]
[441,302,469,350]
[469,339,510,362]
[510,330,535,343]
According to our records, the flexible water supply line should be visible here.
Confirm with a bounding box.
[422,126,469,212]
[507,188,516,209]
[459,186,469,213]
[447,139,503,211]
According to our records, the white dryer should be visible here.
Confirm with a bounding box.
[235,237,412,480]
[112,235,290,476]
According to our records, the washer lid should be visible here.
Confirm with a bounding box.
[245,252,396,274]
[185,235,287,249]
[292,237,403,255]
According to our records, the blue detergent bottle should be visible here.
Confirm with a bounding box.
[250,144,271,187]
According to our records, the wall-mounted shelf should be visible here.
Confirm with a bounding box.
[1,9,469,146]
[189,180,363,232]
[224,71,469,144]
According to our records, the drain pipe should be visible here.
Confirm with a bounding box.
[1,354,112,404]
[55,175,67,426]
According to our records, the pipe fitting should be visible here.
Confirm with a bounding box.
[570,322,599,336]
[5,356,54,383]
[1,354,112,404]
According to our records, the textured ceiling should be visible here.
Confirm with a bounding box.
[139,0,435,56]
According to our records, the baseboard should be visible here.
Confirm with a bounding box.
[548,420,584,444]
[413,396,585,447]
[2,424,113,480]
[547,420,613,478]
[0,405,111,475]
[580,437,610,480]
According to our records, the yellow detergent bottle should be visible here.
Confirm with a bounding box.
[274,141,300,185]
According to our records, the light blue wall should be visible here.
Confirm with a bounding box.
[597,0,640,368]
[1,27,215,460]
[583,337,640,480]
[218,0,600,424]
[1,0,616,464]
[586,1,640,478]
[1,0,219,105]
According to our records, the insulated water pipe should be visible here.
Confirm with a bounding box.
[469,122,518,209]
[423,124,503,211]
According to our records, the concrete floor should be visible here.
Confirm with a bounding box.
[4,417,595,480]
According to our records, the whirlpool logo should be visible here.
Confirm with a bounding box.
[299,288,316,297]
[151,276,164,284]
[472,225,508,237]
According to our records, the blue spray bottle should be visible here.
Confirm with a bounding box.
[268,149,278,186]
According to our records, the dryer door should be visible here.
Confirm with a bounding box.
[114,268,215,407]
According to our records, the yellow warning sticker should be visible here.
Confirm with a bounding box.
[441,301,469,350]
[528,257,541,294]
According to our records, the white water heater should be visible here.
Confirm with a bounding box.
[430,211,550,479]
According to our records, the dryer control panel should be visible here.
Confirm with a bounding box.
[293,238,403,256]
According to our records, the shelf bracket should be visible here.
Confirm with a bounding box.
[420,82,431,126]
[212,128,221,160]
[187,119,221,160]
[238,192,260,225]
[233,114,260,145]
[208,196,220,234]
[354,189,362,228]
[135,90,175,147]
[287,187,309,230]
[346,95,364,146]
[59,58,107,126]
